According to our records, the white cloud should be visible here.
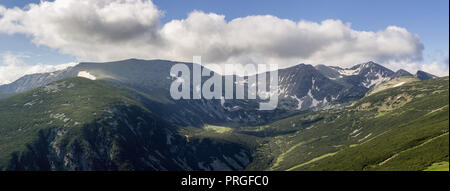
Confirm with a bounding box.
[0,53,77,85]
[0,0,427,75]
[0,0,163,60]
[420,60,449,77]
[160,13,423,70]
[0,5,5,14]
[384,58,449,77]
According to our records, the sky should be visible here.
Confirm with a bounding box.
[0,0,448,84]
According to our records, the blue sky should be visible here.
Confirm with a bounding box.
[0,0,448,83]
[153,0,449,62]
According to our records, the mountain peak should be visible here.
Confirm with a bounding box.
[352,61,382,70]
[416,70,437,80]
[393,69,413,78]
[291,63,308,68]
[396,69,411,73]
[364,61,377,66]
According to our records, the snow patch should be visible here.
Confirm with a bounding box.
[308,90,320,107]
[363,73,390,88]
[290,95,303,109]
[77,71,96,80]
[337,68,361,76]
[393,82,406,87]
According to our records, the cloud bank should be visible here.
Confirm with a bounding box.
[0,0,447,79]
[0,52,77,84]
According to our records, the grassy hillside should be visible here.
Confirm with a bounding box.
[0,78,253,170]
[0,77,167,169]
[0,93,15,99]
[244,77,449,171]
[366,76,419,96]
[0,76,448,171]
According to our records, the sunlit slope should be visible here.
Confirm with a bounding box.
[245,77,449,171]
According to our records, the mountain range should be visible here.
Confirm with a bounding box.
[0,59,435,122]
[0,59,447,171]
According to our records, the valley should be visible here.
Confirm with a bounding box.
[0,59,448,171]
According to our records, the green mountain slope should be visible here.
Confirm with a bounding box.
[244,77,449,171]
[0,76,448,171]
[0,78,253,170]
